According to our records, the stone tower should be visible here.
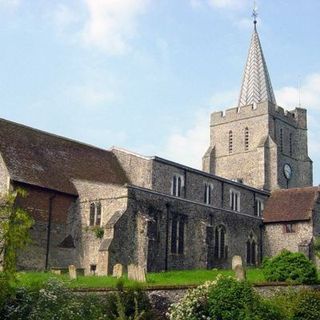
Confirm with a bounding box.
[203,19,313,191]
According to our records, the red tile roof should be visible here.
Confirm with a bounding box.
[0,118,129,195]
[263,187,320,223]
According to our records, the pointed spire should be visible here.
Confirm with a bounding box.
[238,7,276,108]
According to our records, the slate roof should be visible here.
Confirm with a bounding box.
[238,23,276,107]
[263,187,320,223]
[0,118,128,195]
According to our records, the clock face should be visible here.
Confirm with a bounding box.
[283,164,292,180]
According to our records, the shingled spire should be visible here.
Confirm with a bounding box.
[238,10,276,108]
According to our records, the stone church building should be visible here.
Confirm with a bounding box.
[0,20,318,275]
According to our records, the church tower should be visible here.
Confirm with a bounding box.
[202,13,313,191]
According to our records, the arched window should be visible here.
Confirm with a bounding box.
[89,202,102,226]
[214,225,227,259]
[245,127,249,151]
[96,202,101,226]
[171,214,186,254]
[246,232,257,265]
[204,183,212,205]
[177,176,182,197]
[229,130,233,154]
[171,175,183,197]
[89,203,95,226]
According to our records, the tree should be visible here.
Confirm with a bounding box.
[0,188,34,279]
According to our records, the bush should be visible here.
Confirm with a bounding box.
[0,274,14,311]
[1,278,154,320]
[262,250,317,284]
[102,283,154,320]
[292,290,320,320]
[168,279,217,320]
[208,276,254,320]
[168,276,284,320]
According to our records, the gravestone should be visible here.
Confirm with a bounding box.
[234,264,246,281]
[51,269,61,275]
[128,264,146,282]
[232,255,246,281]
[232,255,243,270]
[113,263,123,278]
[68,264,77,280]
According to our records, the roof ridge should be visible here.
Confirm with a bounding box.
[0,117,110,154]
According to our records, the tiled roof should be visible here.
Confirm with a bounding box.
[0,118,128,195]
[263,187,319,223]
[238,24,276,107]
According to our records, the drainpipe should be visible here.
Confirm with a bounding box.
[45,194,56,270]
[165,203,170,271]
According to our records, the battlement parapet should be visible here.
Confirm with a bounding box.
[270,105,307,129]
[211,101,307,129]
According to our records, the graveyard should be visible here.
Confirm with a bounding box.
[9,268,274,289]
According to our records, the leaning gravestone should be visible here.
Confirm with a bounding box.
[68,264,77,280]
[234,264,246,281]
[128,264,146,282]
[232,255,246,281]
[113,263,123,278]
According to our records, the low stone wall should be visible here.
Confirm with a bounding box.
[73,284,320,319]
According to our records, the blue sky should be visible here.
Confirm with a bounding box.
[0,0,320,184]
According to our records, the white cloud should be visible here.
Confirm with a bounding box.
[277,73,320,184]
[159,89,237,169]
[52,0,150,55]
[159,73,320,178]
[81,0,150,55]
[162,109,210,169]
[276,73,320,111]
[208,0,248,10]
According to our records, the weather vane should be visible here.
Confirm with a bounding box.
[252,0,258,26]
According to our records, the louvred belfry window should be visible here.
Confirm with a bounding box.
[245,127,249,151]
[229,130,233,153]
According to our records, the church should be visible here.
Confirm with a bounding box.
[0,17,319,275]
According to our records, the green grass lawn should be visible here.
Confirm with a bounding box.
[11,268,266,289]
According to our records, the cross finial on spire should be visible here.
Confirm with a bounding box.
[252,0,258,28]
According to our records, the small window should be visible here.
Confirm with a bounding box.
[284,223,295,233]
[171,175,183,197]
[89,202,102,226]
[171,214,186,254]
[280,128,283,153]
[209,214,213,226]
[255,198,264,217]
[214,225,227,259]
[204,183,212,205]
[230,189,240,212]
[289,133,293,157]
[229,130,233,154]
[245,127,249,151]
